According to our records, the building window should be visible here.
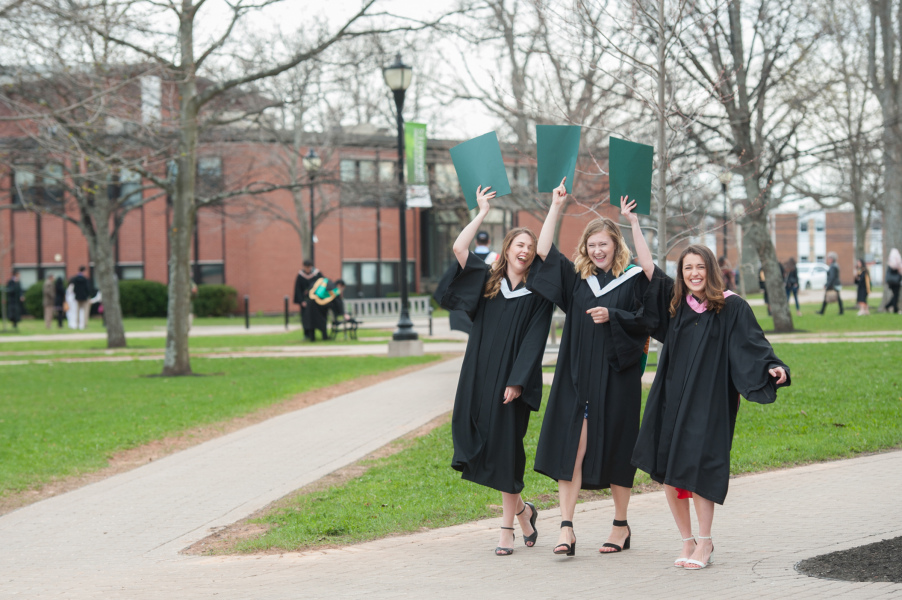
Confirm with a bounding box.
[433,163,459,195]
[379,161,395,183]
[42,164,64,204]
[341,261,415,298]
[359,160,376,182]
[12,164,64,206]
[197,156,223,197]
[340,159,356,182]
[191,261,224,284]
[12,167,36,205]
[119,169,143,208]
[799,220,808,232]
[117,264,145,280]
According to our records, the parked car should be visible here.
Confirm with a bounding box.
[796,262,830,289]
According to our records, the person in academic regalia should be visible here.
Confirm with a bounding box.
[434,185,553,557]
[293,260,323,341]
[307,276,338,340]
[854,258,871,316]
[630,239,790,571]
[529,178,654,557]
[5,271,25,329]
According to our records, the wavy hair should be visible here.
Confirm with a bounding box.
[669,245,726,317]
[484,227,537,299]
[572,217,632,279]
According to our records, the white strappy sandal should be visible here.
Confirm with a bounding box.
[683,535,714,570]
[674,535,696,568]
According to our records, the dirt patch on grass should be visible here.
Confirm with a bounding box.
[0,356,454,517]
[183,412,452,556]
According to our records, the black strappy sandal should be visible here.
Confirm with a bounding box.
[553,520,576,556]
[519,502,538,547]
[495,526,515,556]
[599,519,631,553]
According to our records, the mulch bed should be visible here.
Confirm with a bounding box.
[796,536,902,583]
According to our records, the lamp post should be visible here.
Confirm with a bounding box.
[302,148,321,264]
[718,171,733,259]
[383,53,418,342]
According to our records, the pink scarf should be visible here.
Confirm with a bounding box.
[685,290,736,313]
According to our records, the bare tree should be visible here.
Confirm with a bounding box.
[674,0,822,332]
[33,0,444,375]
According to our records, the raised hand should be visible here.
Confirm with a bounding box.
[476,185,496,213]
[620,196,639,224]
[552,177,568,207]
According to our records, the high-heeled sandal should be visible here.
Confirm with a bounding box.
[674,536,696,567]
[599,519,631,553]
[495,526,515,556]
[683,535,714,569]
[518,502,538,547]
[553,520,576,556]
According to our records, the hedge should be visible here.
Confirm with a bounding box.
[118,280,168,317]
[194,284,238,317]
[24,282,43,318]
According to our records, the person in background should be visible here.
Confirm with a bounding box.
[816,252,843,315]
[718,257,734,291]
[294,260,322,341]
[54,275,66,328]
[854,259,871,316]
[5,271,24,330]
[71,266,92,329]
[784,257,801,316]
[885,248,901,314]
[474,230,500,264]
[42,274,56,329]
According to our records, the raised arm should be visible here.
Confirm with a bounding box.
[620,196,654,280]
[452,185,496,268]
[537,177,568,260]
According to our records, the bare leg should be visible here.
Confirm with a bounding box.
[555,419,587,551]
[686,494,715,568]
[496,492,519,554]
[665,485,696,565]
[511,494,537,545]
[599,484,632,552]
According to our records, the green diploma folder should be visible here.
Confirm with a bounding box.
[609,136,653,215]
[449,132,512,209]
[536,125,581,193]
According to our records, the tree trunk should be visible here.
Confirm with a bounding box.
[88,214,126,348]
[881,134,902,308]
[655,0,668,269]
[744,210,793,332]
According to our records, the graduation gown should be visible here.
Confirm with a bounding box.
[437,252,553,494]
[631,271,791,504]
[293,269,322,333]
[529,245,650,490]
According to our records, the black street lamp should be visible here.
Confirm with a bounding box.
[383,53,418,342]
[718,171,733,259]
[302,148,321,264]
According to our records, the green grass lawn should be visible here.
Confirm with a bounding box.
[234,341,902,553]
[0,355,441,496]
[751,303,902,333]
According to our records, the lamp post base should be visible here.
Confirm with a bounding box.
[388,339,424,357]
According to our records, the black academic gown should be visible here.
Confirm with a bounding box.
[437,252,553,494]
[631,271,791,505]
[529,245,650,490]
[294,269,322,335]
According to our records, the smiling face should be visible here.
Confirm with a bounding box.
[505,232,536,277]
[586,231,616,272]
[682,253,708,299]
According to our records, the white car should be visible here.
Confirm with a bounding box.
[796,262,830,290]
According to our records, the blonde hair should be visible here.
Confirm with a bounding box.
[484,228,537,299]
[669,245,726,317]
[572,218,632,279]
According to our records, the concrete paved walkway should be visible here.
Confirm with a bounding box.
[2,350,901,598]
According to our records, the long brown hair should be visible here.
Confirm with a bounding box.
[484,227,537,299]
[669,244,726,317]
[572,217,632,279]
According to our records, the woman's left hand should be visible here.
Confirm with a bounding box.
[586,306,610,323]
[769,366,787,384]
[503,385,522,404]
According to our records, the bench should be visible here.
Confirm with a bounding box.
[331,317,360,340]
[343,296,432,321]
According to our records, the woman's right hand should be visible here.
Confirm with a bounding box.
[476,185,496,213]
[552,177,567,207]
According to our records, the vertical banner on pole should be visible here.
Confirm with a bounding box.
[405,122,432,207]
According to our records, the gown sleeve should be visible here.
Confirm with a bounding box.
[603,269,656,371]
[636,266,673,343]
[434,252,489,320]
[505,297,554,411]
[528,244,579,311]
[727,298,791,404]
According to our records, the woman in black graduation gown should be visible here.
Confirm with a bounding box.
[631,240,790,570]
[530,179,654,557]
[436,186,553,556]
